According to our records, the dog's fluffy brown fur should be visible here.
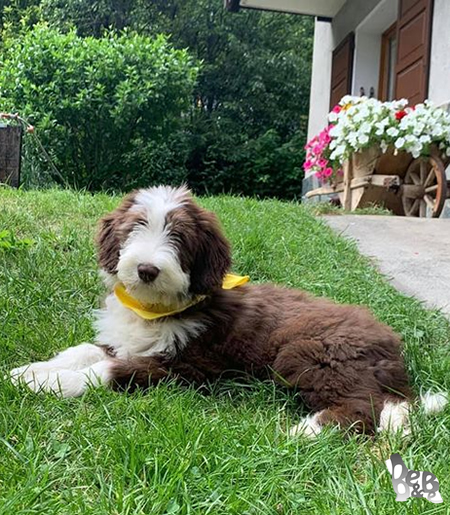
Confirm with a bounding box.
[112,284,411,433]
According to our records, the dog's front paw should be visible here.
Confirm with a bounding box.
[10,365,87,398]
[10,365,27,385]
[10,363,40,386]
[10,361,53,385]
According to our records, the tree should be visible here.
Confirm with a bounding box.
[0,0,314,198]
[0,25,198,189]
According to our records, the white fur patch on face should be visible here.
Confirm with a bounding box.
[116,187,190,306]
[133,186,189,214]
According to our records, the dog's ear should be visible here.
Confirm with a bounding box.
[96,192,137,274]
[97,213,121,274]
[190,208,231,295]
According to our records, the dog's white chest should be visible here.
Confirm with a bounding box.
[93,294,206,359]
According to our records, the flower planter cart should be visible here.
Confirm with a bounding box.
[305,146,450,218]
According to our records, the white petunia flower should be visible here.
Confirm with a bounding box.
[387,127,399,138]
[358,134,370,145]
[395,137,406,149]
[328,112,338,123]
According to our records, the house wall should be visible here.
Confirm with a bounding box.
[352,0,397,98]
[429,0,450,218]
[306,0,389,143]
[306,0,390,144]
[307,21,333,141]
[352,33,381,98]
[332,0,382,47]
[304,0,450,217]
[429,0,450,106]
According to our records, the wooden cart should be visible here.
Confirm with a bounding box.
[305,145,450,218]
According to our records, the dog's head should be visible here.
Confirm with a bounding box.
[97,186,231,306]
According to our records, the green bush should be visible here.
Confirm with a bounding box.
[185,124,306,199]
[0,25,198,190]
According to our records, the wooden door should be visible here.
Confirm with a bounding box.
[395,0,434,104]
[330,33,355,109]
[379,23,397,101]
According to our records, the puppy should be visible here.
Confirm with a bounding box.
[10,186,447,436]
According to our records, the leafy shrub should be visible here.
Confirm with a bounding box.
[185,121,307,199]
[0,25,198,190]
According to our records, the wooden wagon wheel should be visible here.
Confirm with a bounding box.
[401,154,448,218]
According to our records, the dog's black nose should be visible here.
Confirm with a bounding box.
[137,264,160,283]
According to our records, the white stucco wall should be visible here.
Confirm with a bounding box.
[429,0,450,217]
[332,0,381,48]
[352,33,381,98]
[307,20,333,141]
[307,0,388,146]
[352,0,397,98]
[428,0,450,106]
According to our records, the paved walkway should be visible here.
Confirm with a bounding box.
[323,215,450,316]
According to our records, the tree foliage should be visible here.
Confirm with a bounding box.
[0,0,313,198]
[0,25,198,189]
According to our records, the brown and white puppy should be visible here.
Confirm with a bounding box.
[10,186,447,436]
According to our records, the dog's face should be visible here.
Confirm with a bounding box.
[97,186,231,306]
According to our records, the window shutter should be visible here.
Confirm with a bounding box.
[330,33,355,109]
[395,0,434,104]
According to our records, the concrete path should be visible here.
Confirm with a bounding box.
[323,215,450,316]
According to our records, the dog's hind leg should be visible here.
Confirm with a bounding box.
[289,397,383,437]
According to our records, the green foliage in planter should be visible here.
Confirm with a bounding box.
[0,25,198,190]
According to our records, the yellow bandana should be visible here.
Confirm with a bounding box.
[114,273,250,321]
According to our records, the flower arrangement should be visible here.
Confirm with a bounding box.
[303,123,343,182]
[304,96,450,184]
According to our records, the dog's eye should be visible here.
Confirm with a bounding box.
[136,218,148,227]
[170,230,185,246]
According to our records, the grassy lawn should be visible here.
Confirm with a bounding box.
[0,187,449,515]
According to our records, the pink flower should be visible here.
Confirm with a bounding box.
[304,124,337,183]
[332,105,342,114]
[303,160,313,172]
[312,145,322,155]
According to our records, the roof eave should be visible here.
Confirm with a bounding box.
[225,0,344,19]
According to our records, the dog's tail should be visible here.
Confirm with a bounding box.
[378,391,448,435]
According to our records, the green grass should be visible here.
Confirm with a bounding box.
[0,187,449,515]
[305,202,393,217]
